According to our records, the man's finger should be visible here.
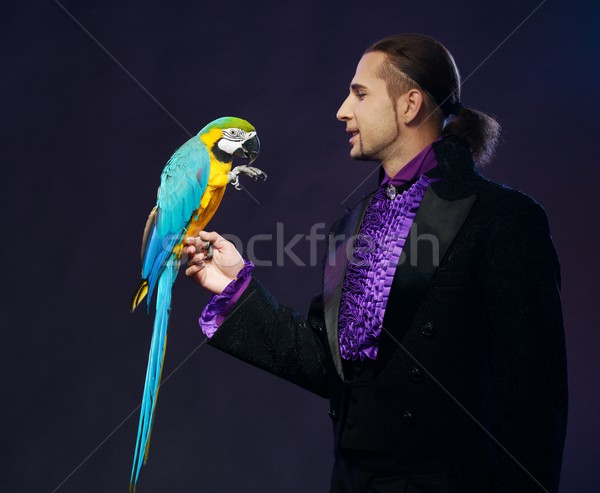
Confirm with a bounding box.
[185,236,209,249]
[197,230,222,245]
[187,253,205,267]
[185,263,204,277]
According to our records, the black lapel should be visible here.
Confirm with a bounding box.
[323,194,373,381]
[378,135,482,360]
[378,186,477,361]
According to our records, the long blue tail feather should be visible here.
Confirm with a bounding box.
[130,253,179,492]
[143,224,183,315]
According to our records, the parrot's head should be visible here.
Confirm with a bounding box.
[199,116,260,165]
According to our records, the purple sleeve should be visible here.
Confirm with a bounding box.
[199,260,255,338]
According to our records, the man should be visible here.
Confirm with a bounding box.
[185,34,567,492]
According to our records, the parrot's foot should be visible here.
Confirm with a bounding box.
[201,240,213,260]
[227,165,267,190]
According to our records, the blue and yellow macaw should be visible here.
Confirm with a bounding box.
[129,116,264,492]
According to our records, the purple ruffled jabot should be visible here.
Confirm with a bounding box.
[337,173,440,361]
[199,260,255,338]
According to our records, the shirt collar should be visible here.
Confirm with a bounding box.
[381,136,443,187]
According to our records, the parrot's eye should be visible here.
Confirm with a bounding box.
[224,128,245,141]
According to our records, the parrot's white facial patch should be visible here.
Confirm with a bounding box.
[218,129,256,155]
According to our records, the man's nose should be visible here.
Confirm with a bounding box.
[336,95,352,121]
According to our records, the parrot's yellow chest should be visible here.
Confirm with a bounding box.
[177,153,232,253]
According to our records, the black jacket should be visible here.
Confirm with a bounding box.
[208,136,568,492]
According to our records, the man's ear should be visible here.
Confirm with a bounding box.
[399,88,424,125]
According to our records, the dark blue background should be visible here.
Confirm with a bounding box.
[2,1,598,491]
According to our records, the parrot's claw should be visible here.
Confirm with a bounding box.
[242,166,267,181]
[227,171,242,189]
[228,165,267,190]
[201,240,214,260]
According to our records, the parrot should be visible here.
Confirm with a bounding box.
[129,116,265,492]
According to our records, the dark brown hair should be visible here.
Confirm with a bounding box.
[366,33,500,166]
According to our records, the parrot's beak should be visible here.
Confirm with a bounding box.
[234,134,260,165]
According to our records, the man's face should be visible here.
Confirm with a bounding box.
[336,51,401,163]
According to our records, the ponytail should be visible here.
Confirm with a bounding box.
[444,106,501,167]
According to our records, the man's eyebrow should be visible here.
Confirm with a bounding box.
[350,83,368,92]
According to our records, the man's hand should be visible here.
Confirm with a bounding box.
[185,231,245,294]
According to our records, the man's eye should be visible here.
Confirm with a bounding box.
[357,93,366,99]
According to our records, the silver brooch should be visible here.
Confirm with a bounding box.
[385,183,397,200]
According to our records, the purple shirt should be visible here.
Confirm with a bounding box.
[338,140,442,360]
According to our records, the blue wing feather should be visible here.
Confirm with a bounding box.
[157,137,210,238]
[142,224,180,313]
[139,137,211,310]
